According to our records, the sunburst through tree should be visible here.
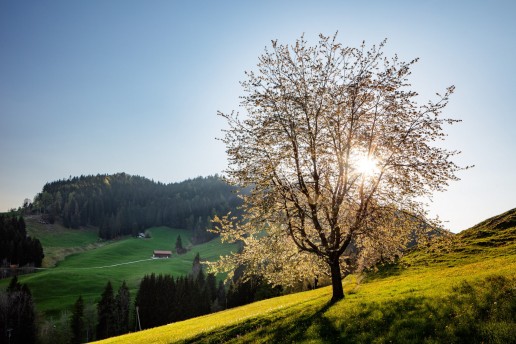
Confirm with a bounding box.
[211,33,469,302]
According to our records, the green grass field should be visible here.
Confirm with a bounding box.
[25,216,101,268]
[1,223,239,317]
[94,209,516,344]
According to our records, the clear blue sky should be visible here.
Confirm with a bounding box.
[1,0,515,232]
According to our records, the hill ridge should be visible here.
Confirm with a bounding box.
[458,207,516,247]
[467,207,516,231]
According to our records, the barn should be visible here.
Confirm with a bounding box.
[153,250,172,258]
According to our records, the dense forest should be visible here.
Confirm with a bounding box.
[0,276,37,344]
[0,214,44,271]
[30,173,242,240]
[134,253,223,331]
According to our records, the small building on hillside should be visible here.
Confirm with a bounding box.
[153,250,172,259]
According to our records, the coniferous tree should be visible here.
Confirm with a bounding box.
[196,271,211,316]
[134,256,226,330]
[32,174,242,239]
[7,275,21,293]
[215,280,227,311]
[96,281,115,340]
[0,215,44,269]
[175,235,186,254]
[83,301,97,343]
[206,273,217,303]
[0,277,36,344]
[114,281,130,335]
[134,274,156,330]
[70,295,84,344]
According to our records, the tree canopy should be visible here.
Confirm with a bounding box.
[0,214,44,269]
[213,34,468,302]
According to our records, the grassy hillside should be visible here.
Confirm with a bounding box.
[0,225,239,316]
[95,209,516,344]
[25,215,101,267]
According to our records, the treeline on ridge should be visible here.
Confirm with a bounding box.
[30,173,242,240]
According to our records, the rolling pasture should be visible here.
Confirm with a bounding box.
[1,223,239,316]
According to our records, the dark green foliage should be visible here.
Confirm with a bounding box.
[114,281,131,336]
[134,255,225,330]
[206,273,217,303]
[96,281,115,340]
[135,274,178,329]
[95,280,131,340]
[0,214,44,270]
[226,275,282,308]
[32,173,242,240]
[210,280,227,312]
[0,277,36,344]
[226,266,283,309]
[70,296,84,344]
[176,235,187,254]
[6,275,22,293]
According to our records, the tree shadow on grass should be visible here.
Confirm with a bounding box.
[182,294,440,344]
[182,296,336,343]
[269,300,341,343]
[363,262,403,282]
[183,275,516,343]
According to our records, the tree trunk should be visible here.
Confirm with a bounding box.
[329,259,344,302]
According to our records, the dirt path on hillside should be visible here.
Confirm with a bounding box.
[34,257,157,270]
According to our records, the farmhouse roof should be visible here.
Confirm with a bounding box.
[153,250,172,255]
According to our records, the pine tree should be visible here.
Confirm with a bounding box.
[70,296,85,344]
[134,274,155,330]
[7,275,21,293]
[2,279,36,344]
[206,273,217,303]
[175,235,186,254]
[97,281,115,340]
[114,281,130,335]
[216,280,227,310]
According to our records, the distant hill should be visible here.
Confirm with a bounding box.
[461,207,516,236]
[403,208,516,268]
[29,173,242,240]
[455,207,516,253]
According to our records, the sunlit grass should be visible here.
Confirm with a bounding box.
[94,222,516,343]
[95,253,515,343]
